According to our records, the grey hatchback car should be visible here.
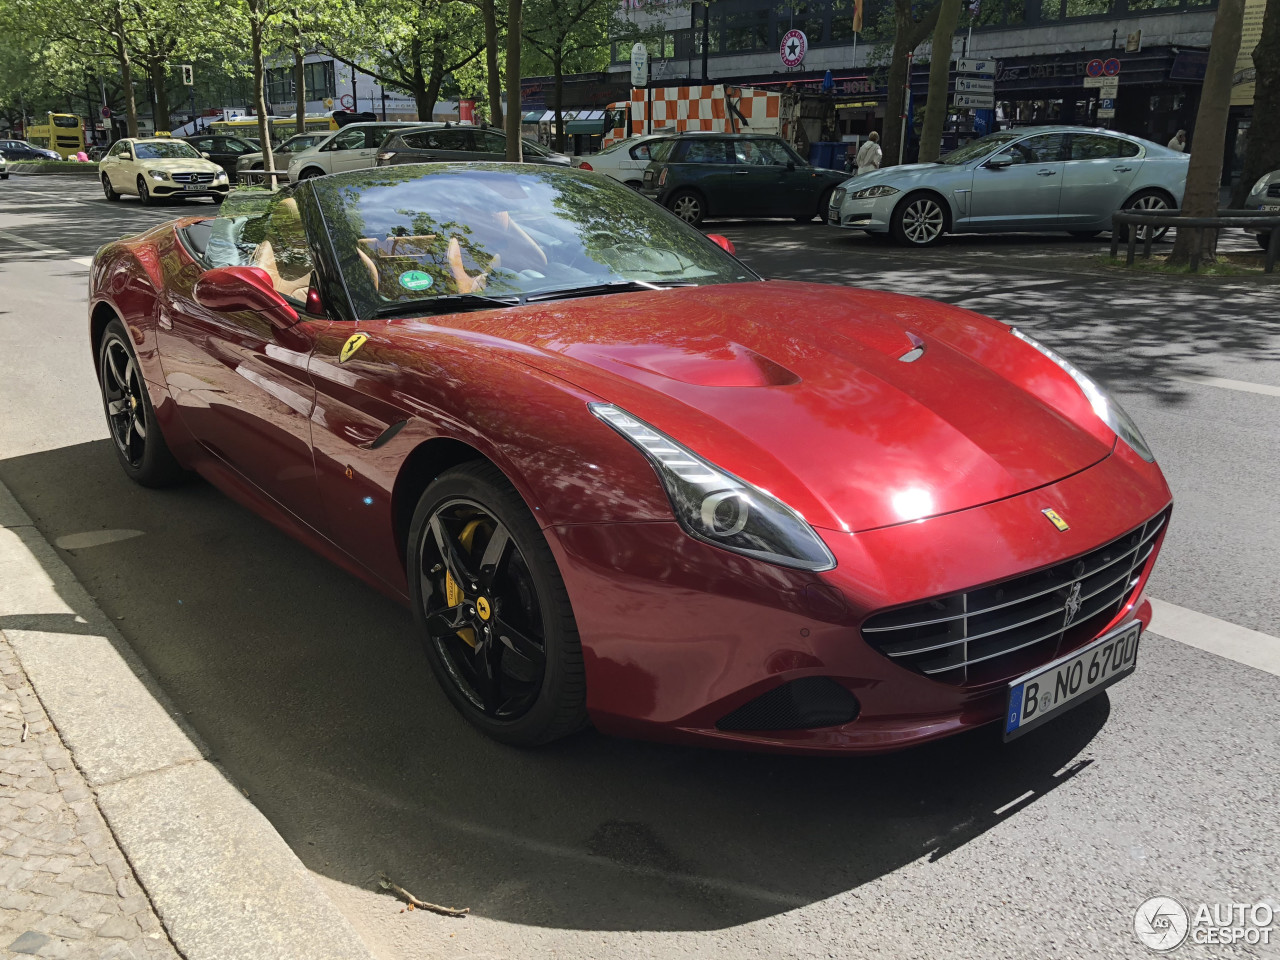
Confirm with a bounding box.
[828,126,1189,246]
[375,125,570,167]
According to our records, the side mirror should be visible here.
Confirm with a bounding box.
[201,152,212,160]
[193,266,299,329]
[986,152,1016,169]
[707,234,736,255]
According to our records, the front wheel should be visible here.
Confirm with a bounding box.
[408,462,587,745]
[667,189,705,226]
[891,193,947,246]
[136,176,154,205]
[796,187,834,223]
[98,320,185,487]
[102,175,119,201]
[296,167,324,181]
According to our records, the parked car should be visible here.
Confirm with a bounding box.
[375,125,569,167]
[286,122,420,181]
[827,126,1189,247]
[0,138,61,161]
[1244,168,1280,250]
[641,133,849,225]
[88,163,1171,752]
[97,137,229,205]
[181,134,261,178]
[235,132,330,183]
[573,133,670,188]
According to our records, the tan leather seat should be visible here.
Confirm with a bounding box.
[253,198,313,300]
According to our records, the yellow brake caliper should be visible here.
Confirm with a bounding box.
[445,519,487,648]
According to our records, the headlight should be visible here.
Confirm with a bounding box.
[1011,329,1155,462]
[147,170,168,181]
[850,185,900,199]
[1250,173,1272,197]
[590,403,836,571]
[214,169,228,182]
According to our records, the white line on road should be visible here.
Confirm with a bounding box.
[1149,598,1280,678]
[1170,374,1280,398]
[0,228,67,258]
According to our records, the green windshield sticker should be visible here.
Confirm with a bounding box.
[399,270,434,291]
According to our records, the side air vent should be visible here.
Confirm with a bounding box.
[716,677,860,731]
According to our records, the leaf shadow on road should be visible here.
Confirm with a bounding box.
[2,438,1117,932]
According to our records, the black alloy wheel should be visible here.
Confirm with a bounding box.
[98,320,184,486]
[408,462,586,745]
[102,175,119,202]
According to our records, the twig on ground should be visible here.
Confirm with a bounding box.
[377,872,469,917]
[21,721,28,742]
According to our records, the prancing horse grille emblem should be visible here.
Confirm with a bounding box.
[1063,582,1083,627]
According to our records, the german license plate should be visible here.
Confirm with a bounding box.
[1004,621,1140,741]
[183,183,206,191]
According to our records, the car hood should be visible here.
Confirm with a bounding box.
[841,162,950,190]
[411,282,1113,533]
[130,157,223,174]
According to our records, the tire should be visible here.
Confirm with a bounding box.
[102,175,119,201]
[1069,230,1102,239]
[212,195,225,205]
[796,187,834,223]
[891,192,948,246]
[1258,233,1271,251]
[136,176,154,206]
[296,166,325,181]
[0,173,9,180]
[407,462,587,746]
[251,163,264,171]
[98,319,185,487]
[667,189,705,226]
[1119,189,1175,242]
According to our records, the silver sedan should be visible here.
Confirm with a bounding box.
[828,126,1189,246]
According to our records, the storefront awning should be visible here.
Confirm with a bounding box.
[565,118,607,135]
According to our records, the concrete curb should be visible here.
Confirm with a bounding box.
[0,480,376,960]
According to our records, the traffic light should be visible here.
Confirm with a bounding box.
[181,64,193,86]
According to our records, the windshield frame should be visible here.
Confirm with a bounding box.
[133,140,203,160]
[307,164,760,322]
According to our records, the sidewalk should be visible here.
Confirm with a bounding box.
[0,638,179,960]
[0,481,376,960]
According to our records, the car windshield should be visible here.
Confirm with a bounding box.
[310,165,757,319]
[281,135,323,153]
[134,141,201,160]
[939,132,1023,165]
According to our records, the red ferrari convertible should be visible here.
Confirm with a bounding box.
[88,164,1171,753]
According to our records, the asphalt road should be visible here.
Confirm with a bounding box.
[1,175,1277,960]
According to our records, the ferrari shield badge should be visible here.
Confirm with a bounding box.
[339,333,369,363]
[1041,508,1070,532]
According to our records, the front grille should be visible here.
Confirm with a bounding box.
[1267,183,1280,198]
[831,187,847,207]
[861,510,1168,686]
[171,172,215,183]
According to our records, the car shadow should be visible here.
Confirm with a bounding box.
[1,438,1113,931]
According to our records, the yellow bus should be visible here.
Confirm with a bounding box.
[26,113,86,158]
[209,114,339,143]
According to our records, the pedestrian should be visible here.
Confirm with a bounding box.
[856,131,882,174]
[1167,129,1186,152]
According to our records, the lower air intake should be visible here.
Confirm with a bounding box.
[716,677,860,731]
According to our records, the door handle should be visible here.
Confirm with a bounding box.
[1036,170,1058,177]
[733,170,748,175]
[1113,165,1133,172]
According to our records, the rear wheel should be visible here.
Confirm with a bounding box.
[667,189,705,226]
[101,175,119,202]
[408,462,587,745]
[1119,189,1174,242]
[891,192,947,246]
[98,320,185,487]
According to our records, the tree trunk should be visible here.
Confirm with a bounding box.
[148,58,171,132]
[918,0,960,163]
[250,10,275,174]
[1230,0,1280,207]
[113,5,139,138]
[423,52,445,123]
[504,0,523,160]
[553,49,565,152]
[482,0,503,127]
[1168,0,1246,266]
[882,0,941,168]
[295,26,308,138]
[410,36,432,121]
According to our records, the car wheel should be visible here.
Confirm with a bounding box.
[891,192,947,246]
[667,189,705,226]
[136,176,154,205]
[1257,233,1271,251]
[1120,189,1174,242]
[101,175,119,201]
[297,167,324,181]
[251,163,264,170]
[796,187,834,223]
[98,320,185,487]
[408,462,587,745]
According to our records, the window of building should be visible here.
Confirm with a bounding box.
[303,61,336,100]
[774,1,827,45]
[1064,0,1112,15]
[725,8,770,50]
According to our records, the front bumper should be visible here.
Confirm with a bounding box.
[1244,199,1279,234]
[828,191,896,232]
[550,443,1171,754]
[150,182,230,198]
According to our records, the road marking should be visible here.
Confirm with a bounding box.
[1149,598,1280,678]
[1169,374,1280,398]
[54,530,145,550]
[71,257,94,267]
[0,228,67,258]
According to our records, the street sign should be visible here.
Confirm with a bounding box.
[1086,59,1104,77]
[955,58,997,76]
[1103,58,1121,76]
[780,29,808,68]
[956,76,994,94]
[630,43,649,87]
[953,93,995,109]
[100,105,111,119]
[1083,77,1118,95]
[1098,98,1116,118]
